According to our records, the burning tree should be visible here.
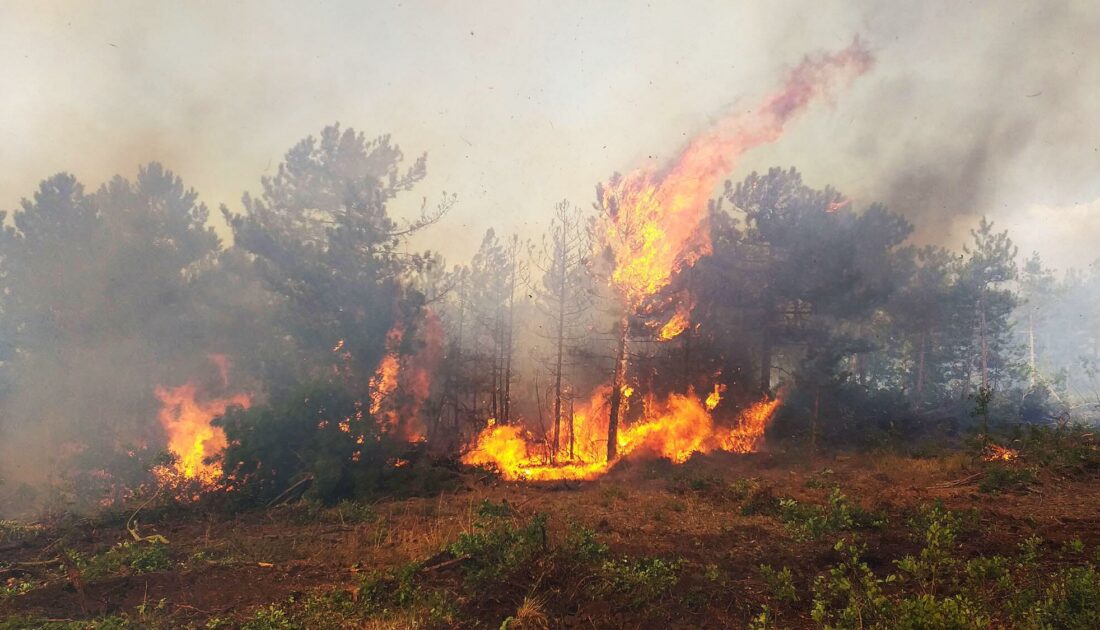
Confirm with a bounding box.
[461,41,875,480]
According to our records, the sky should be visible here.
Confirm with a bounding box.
[2,1,1099,270]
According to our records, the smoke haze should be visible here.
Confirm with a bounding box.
[3,1,1098,268]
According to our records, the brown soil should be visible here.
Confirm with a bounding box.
[4,449,1100,628]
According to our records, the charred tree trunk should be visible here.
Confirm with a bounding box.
[607,315,629,462]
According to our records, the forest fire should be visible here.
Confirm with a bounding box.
[462,42,871,479]
[153,383,251,486]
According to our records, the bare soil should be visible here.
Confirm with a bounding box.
[5,449,1100,628]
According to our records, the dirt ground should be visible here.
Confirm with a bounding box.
[4,448,1100,628]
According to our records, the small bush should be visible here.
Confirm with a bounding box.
[447,504,547,589]
[598,556,682,606]
[778,487,881,540]
[561,522,608,564]
[241,604,298,630]
[979,465,1036,493]
[1025,565,1100,629]
[759,565,798,602]
[71,541,171,580]
[896,504,962,594]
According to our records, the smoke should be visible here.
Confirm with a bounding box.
[4,2,1099,268]
[744,2,1100,264]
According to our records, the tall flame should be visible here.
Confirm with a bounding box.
[367,311,443,442]
[155,383,250,485]
[599,41,873,308]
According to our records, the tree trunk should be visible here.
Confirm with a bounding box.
[759,329,772,395]
[552,243,567,462]
[568,395,575,460]
[916,331,926,401]
[1028,310,1036,387]
[979,301,989,391]
[607,315,629,462]
[504,247,517,425]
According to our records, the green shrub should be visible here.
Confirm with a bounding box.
[71,540,171,580]
[978,465,1035,493]
[217,381,440,505]
[779,487,881,540]
[598,556,682,606]
[896,504,961,594]
[892,594,988,629]
[241,604,298,630]
[561,522,609,564]
[811,539,893,628]
[759,565,798,602]
[447,506,547,589]
[0,519,44,543]
[1024,565,1100,629]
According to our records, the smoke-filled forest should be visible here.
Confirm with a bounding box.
[5,3,1100,629]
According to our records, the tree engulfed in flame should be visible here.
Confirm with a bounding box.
[463,42,870,481]
[367,312,443,443]
[369,323,404,419]
[154,383,251,486]
[369,354,401,416]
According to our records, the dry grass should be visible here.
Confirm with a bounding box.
[511,594,550,629]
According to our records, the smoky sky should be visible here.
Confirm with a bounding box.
[2,1,1099,269]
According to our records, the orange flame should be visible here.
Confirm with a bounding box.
[154,383,250,485]
[658,308,691,340]
[370,324,404,418]
[983,444,1019,462]
[368,312,443,443]
[705,383,725,411]
[599,41,873,308]
[463,390,781,481]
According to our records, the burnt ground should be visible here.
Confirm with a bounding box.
[4,448,1100,628]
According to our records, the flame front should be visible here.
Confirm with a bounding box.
[463,390,781,481]
[155,383,251,485]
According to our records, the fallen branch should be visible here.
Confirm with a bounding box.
[419,554,471,573]
[928,472,984,489]
[266,474,315,509]
[0,540,31,553]
[127,489,169,545]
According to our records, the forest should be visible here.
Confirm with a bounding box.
[4,39,1100,630]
